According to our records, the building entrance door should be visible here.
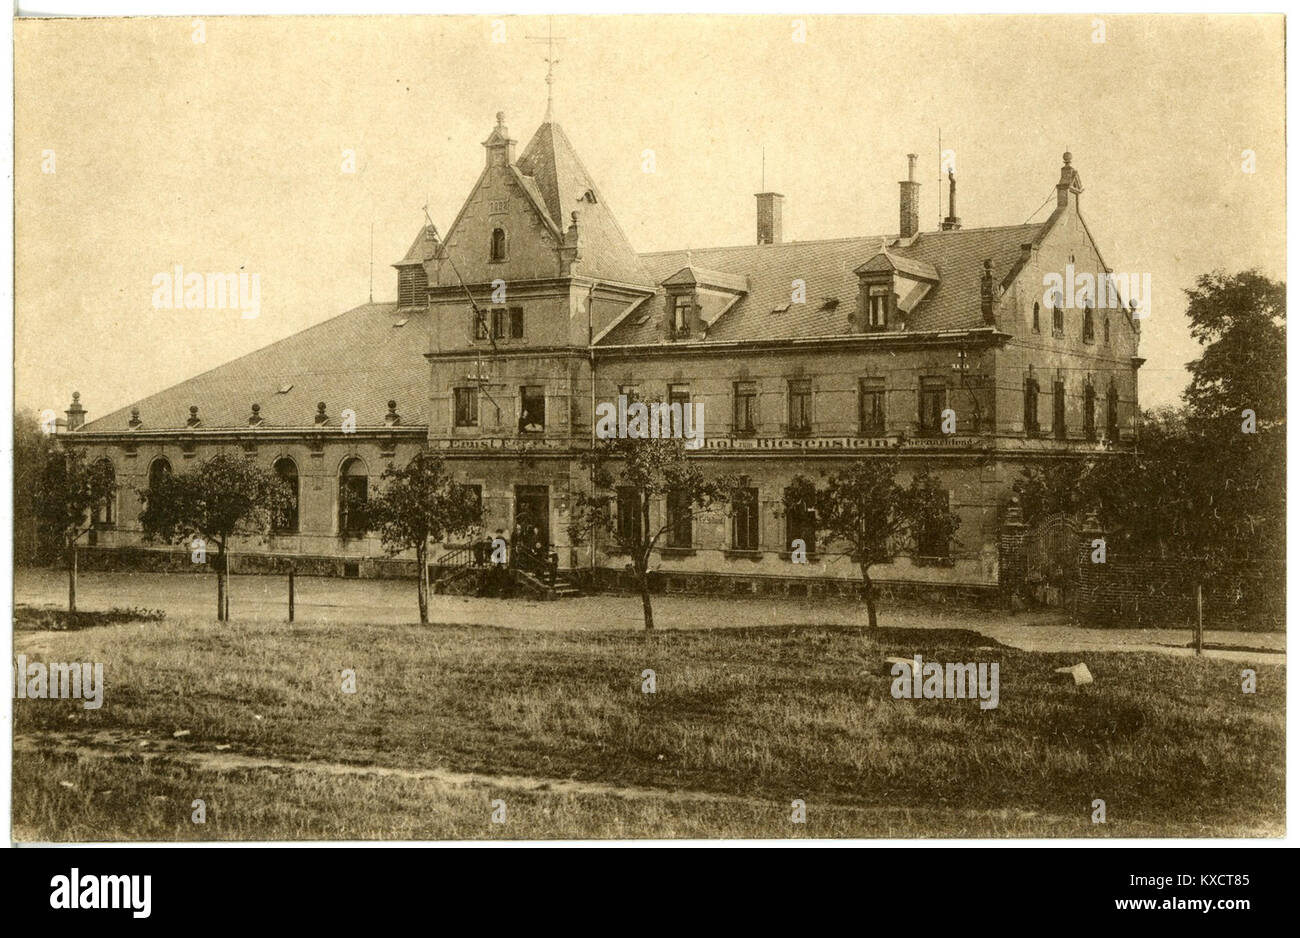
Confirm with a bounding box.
[513,485,550,552]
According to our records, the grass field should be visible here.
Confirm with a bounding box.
[12,613,1286,840]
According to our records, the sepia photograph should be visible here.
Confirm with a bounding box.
[8,10,1287,857]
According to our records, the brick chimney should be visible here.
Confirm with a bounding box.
[64,391,85,431]
[899,154,920,239]
[941,168,962,231]
[755,192,784,245]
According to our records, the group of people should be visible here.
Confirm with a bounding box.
[469,514,547,567]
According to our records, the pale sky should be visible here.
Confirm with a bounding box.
[14,14,1285,421]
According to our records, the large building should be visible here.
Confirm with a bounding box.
[64,111,1142,598]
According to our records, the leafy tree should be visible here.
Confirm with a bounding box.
[1183,269,1285,427]
[139,452,290,621]
[784,459,960,628]
[569,430,740,631]
[366,450,482,624]
[33,446,117,612]
[15,409,63,565]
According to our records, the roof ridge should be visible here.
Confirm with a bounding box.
[637,222,1044,258]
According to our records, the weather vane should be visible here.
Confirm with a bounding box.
[526,16,568,120]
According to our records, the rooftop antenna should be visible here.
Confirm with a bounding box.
[368,221,374,304]
[938,128,943,229]
[761,146,766,191]
[527,16,568,121]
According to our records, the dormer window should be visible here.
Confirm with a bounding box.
[490,227,507,262]
[866,285,891,330]
[672,295,693,337]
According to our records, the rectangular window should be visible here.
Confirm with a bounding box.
[340,476,368,536]
[788,379,812,433]
[859,377,886,434]
[472,309,489,341]
[1053,303,1064,336]
[866,285,890,330]
[785,491,816,555]
[731,488,759,551]
[916,492,952,559]
[519,386,545,433]
[1023,378,1040,435]
[510,306,524,339]
[918,377,947,434]
[492,308,507,340]
[733,381,757,433]
[666,489,693,548]
[1107,387,1119,441]
[673,296,692,336]
[1083,386,1096,441]
[462,484,483,518]
[454,387,479,428]
[668,383,691,411]
[616,487,642,548]
[1053,380,1067,439]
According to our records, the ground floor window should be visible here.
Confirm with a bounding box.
[731,487,759,551]
[273,457,299,533]
[915,491,952,559]
[666,489,693,548]
[339,457,368,536]
[616,486,642,548]
[785,490,816,555]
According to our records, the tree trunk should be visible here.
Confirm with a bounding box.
[862,564,879,629]
[417,541,429,625]
[636,560,654,631]
[216,555,225,621]
[224,551,232,620]
[67,544,77,614]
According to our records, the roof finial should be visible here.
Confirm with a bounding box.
[527,17,567,122]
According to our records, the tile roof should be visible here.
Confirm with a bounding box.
[79,302,431,433]
[599,223,1043,346]
[514,121,652,286]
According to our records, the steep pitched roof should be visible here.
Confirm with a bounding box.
[396,224,437,267]
[79,302,430,433]
[515,121,651,286]
[599,223,1042,345]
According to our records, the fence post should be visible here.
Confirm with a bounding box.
[288,565,296,623]
[1195,583,1204,656]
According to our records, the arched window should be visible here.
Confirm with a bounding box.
[338,457,368,536]
[147,456,171,491]
[1083,382,1097,441]
[1032,301,1040,334]
[1103,314,1110,345]
[1082,303,1095,343]
[273,457,299,533]
[490,227,507,262]
[1106,384,1120,441]
[92,458,116,525]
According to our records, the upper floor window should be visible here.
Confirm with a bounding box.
[1106,385,1120,441]
[1103,314,1110,345]
[1082,304,1095,343]
[1051,292,1064,336]
[510,306,524,339]
[490,227,507,262]
[731,487,760,551]
[865,285,890,330]
[1083,383,1097,442]
[733,381,757,433]
[672,295,692,337]
[918,377,947,435]
[454,387,479,428]
[859,377,886,434]
[788,379,813,433]
[1024,376,1041,435]
[519,386,545,433]
[668,383,691,411]
[397,266,427,308]
[472,309,489,341]
[492,308,507,340]
[1032,301,1040,334]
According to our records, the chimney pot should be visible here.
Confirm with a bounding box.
[899,156,921,239]
[755,192,785,245]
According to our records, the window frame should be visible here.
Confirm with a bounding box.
[918,377,948,436]
[518,385,546,434]
[858,377,886,434]
[453,387,479,428]
[788,378,813,434]
[733,381,757,434]
[731,487,760,552]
